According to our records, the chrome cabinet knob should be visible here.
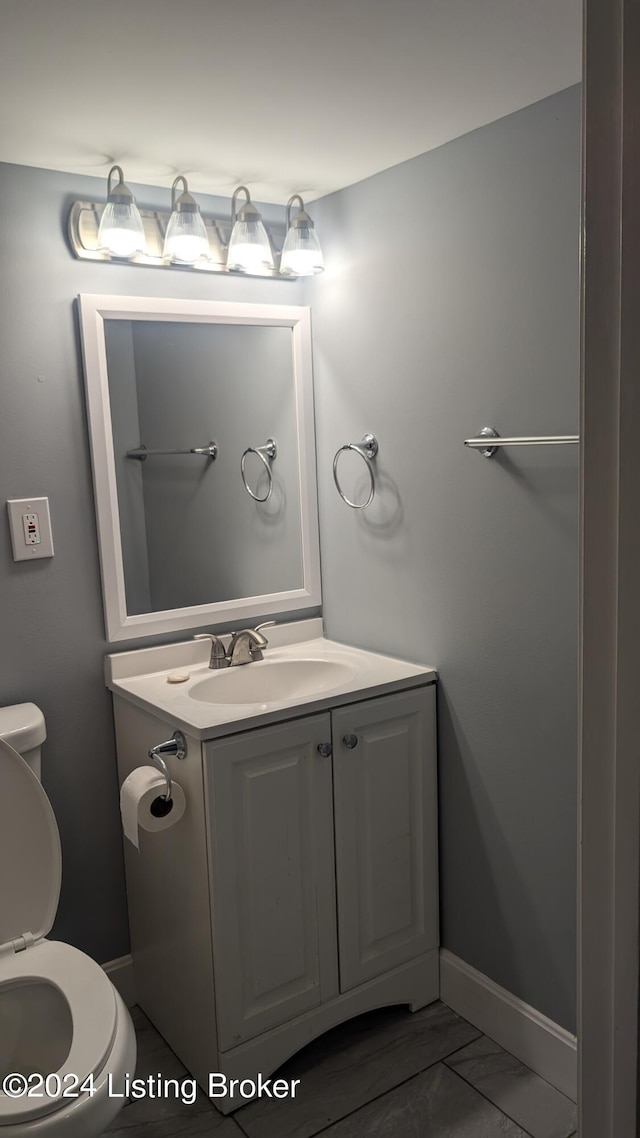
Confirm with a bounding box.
[317,742,333,758]
[343,734,358,749]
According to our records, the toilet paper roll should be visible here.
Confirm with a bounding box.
[120,767,186,850]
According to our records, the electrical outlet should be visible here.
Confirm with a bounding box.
[7,498,54,561]
[22,512,40,545]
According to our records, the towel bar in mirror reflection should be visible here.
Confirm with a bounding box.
[126,442,218,461]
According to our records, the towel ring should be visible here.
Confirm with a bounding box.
[241,438,277,502]
[333,434,379,509]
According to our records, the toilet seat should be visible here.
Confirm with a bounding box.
[0,940,118,1125]
[0,737,120,1126]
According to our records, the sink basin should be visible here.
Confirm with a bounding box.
[106,625,437,738]
[189,658,357,706]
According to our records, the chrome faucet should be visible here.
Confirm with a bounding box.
[227,622,275,666]
[194,622,275,669]
[193,633,229,669]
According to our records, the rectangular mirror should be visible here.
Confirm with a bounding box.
[78,295,321,642]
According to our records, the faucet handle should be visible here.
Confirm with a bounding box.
[250,621,276,651]
[194,633,229,669]
[255,621,276,637]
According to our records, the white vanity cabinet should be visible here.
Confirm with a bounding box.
[109,634,438,1113]
[206,688,438,1055]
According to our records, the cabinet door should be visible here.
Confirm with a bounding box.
[332,686,438,992]
[204,714,338,1049]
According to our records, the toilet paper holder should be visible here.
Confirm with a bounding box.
[148,731,187,807]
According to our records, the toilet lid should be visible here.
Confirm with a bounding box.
[0,737,61,949]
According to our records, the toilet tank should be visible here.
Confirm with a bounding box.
[0,703,46,780]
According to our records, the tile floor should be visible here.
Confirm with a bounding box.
[106,1001,576,1138]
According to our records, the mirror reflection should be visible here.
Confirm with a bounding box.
[103,320,303,615]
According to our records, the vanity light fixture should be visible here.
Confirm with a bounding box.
[227,186,275,273]
[96,165,146,258]
[280,195,324,276]
[69,181,323,277]
[163,176,211,263]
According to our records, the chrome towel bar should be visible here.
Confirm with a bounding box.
[126,442,218,461]
[465,426,579,458]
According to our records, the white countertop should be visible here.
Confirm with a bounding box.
[106,620,437,740]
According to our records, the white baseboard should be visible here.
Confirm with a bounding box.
[440,949,577,1102]
[101,948,576,1099]
[103,954,137,1008]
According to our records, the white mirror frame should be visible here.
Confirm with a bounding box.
[78,294,321,642]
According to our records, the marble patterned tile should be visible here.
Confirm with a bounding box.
[105,1008,243,1138]
[315,1062,532,1137]
[235,1001,481,1138]
[445,1035,576,1138]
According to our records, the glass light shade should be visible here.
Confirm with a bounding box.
[97,201,146,258]
[163,208,210,263]
[280,224,324,276]
[227,218,274,272]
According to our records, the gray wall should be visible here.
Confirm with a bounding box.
[0,161,303,963]
[309,85,580,1031]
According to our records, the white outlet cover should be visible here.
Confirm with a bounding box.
[7,498,54,561]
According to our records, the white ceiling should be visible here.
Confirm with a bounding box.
[0,0,582,205]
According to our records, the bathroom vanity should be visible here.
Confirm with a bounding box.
[107,620,438,1111]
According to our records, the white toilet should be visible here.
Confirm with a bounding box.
[0,703,136,1137]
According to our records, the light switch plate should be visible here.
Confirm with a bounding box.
[7,497,54,560]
